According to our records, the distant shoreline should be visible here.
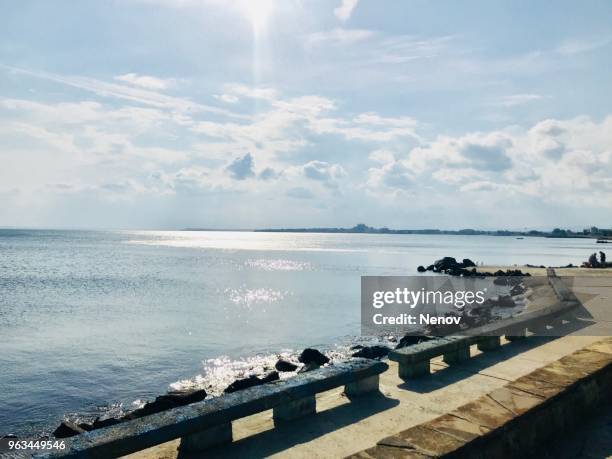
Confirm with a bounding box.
[181,224,611,240]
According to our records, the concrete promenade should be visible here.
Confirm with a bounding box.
[129,269,612,459]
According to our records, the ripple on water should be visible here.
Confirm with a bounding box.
[223,286,290,308]
[244,258,313,271]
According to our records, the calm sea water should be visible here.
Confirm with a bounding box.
[0,229,600,436]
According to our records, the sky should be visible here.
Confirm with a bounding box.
[1,0,612,230]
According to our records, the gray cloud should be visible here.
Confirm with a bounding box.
[302,160,347,188]
[259,167,279,180]
[459,141,512,171]
[226,153,255,180]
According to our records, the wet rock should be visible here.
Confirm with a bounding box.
[78,422,94,431]
[351,345,390,359]
[510,284,526,296]
[417,265,426,272]
[224,371,279,394]
[275,359,298,372]
[127,389,207,418]
[261,371,280,383]
[53,421,86,438]
[434,257,459,272]
[223,376,261,394]
[298,362,321,373]
[91,417,121,430]
[395,334,433,349]
[350,344,364,350]
[298,348,330,366]
[462,258,476,267]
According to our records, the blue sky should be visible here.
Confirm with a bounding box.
[1,0,612,229]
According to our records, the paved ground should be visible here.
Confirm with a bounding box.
[129,270,612,459]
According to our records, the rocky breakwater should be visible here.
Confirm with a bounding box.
[52,347,337,439]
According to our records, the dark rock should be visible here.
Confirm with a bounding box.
[351,345,390,360]
[91,417,121,430]
[127,389,207,418]
[224,372,278,394]
[462,258,476,267]
[53,421,86,438]
[298,348,330,366]
[78,422,94,431]
[510,284,525,296]
[261,371,280,383]
[395,334,433,349]
[224,375,260,394]
[298,362,320,373]
[275,359,298,372]
[434,257,459,272]
[417,265,426,272]
[426,265,435,271]
[350,344,364,350]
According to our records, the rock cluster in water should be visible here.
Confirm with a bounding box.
[417,257,530,277]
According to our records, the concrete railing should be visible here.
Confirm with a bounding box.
[35,358,387,458]
[389,269,581,380]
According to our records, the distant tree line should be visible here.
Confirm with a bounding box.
[255,224,612,239]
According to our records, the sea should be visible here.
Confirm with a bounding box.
[0,229,601,436]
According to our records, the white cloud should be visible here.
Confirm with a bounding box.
[366,116,612,210]
[215,84,278,104]
[302,160,347,188]
[114,73,177,90]
[305,28,374,48]
[555,36,612,55]
[334,0,359,22]
[3,66,241,118]
[501,93,545,107]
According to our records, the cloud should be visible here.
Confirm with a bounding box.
[555,37,612,55]
[214,84,278,104]
[2,66,240,118]
[302,160,347,188]
[305,28,374,48]
[334,0,359,22]
[459,136,513,171]
[114,73,177,90]
[259,167,278,180]
[214,94,239,104]
[367,160,413,191]
[226,153,255,180]
[501,94,545,107]
[365,116,612,211]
